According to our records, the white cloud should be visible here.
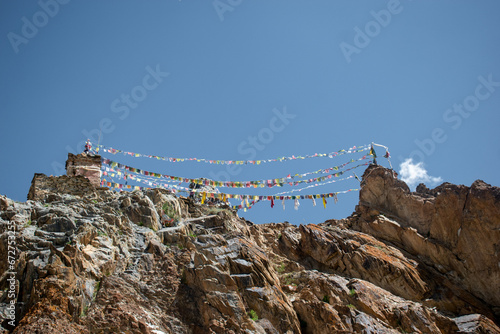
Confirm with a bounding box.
[399,158,443,190]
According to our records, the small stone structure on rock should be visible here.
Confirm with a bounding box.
[65,153,102,187]
[27,153,103,201]
[27,174,97,202]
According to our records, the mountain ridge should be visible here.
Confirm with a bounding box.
[0,160,499,333]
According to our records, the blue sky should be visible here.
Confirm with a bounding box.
[1,0,499,225]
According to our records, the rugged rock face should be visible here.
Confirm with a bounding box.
[0,165,499,333]
[352,165,500,318]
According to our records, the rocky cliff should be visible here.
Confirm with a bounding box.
[0,165,499,333]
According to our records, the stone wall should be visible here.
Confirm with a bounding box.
[27,174,98,202]
[65,153,101,187]
[26,153,103,202]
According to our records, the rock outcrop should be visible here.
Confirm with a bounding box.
[0,164,499,333]
[352,165,500,318]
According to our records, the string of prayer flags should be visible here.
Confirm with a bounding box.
[102,157,368,189]
[281,155,369,179]
[271,175,354,196]
[111,171,182,192]
[228,189,358,210]
[98,142,391,211]
[101,179,144,191]
[95,143,371,165]
[121,163,354,202]
[103,167,187,189]
[102,178,358,202]
[102,177,359,211]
